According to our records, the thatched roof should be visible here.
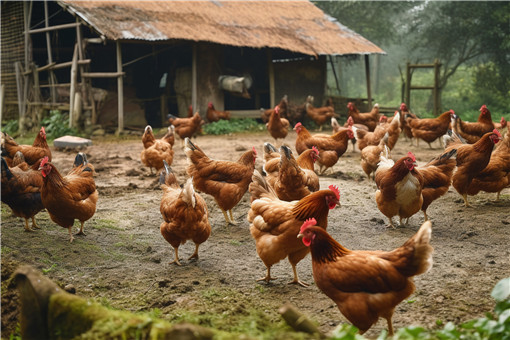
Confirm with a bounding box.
[58,0,384,57]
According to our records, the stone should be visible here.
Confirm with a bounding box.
[53,136,92,149]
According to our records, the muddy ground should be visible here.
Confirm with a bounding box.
[1,128,509,339]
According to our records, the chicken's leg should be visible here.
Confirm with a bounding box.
[228,210,237,225]
[288,264,309,287]
[423,211,429,221]
[386,218,396,229]
[386,316,394,336]
[188,244,199,261]
[220,209,231,225]
[257,267,277,283]
[68,227,74,243]
[31,216,41,229]
[76,221,86,235]
[23,218,34,232]
[462,194,471,207]
[170,247,182,266]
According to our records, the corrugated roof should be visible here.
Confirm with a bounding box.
[58,0,385,56]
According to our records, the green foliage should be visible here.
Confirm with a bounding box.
[1,120,19,135]
[41,110,79,140]
[202,118,263,135]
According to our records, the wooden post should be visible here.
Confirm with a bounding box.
[364,55,372,108]
[69,44,78,128]
[0,84,5,121]
[44,0,57,104]
[434,58,441,115]
[15,62,25,119]
[267,49,275,109]
[191,44,197,116]
[405,62,411,107]
[32,63,43,123]
[116,41,124,133]
[328,55,341,94]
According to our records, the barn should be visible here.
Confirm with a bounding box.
[1,1,384,132]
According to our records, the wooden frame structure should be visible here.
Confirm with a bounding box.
[405,59,442,115]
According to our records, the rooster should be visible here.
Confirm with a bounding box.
[375,152,424,228]
[1,127,51,166]
[1,155,44,232]
[159,161,211,266]
[346,102,379,131]
[185,137,257,225]
[38,153,98,243]
[266,106,290,146]
[406,110,455,148]
[445,129,502,206]
[206,102,231,122]
[298,218,433,336]
[140,125,174,174]
[452,105,495,144]
[248,170,340,286]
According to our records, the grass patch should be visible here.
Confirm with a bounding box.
[203,119,264,135]
[93,219,124,231]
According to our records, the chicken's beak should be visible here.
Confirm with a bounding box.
[297,233,303,239]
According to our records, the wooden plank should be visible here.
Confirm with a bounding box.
[52,59,90,70]
[26,22,80,34]
[116,41,124,133]
[82,72,125,78]
[410,86,435,90]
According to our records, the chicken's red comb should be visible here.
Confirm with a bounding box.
[501,117,506,123]
[275,106,280,113]
[252,147,258,155]
[407,152,416,162]
[449,109,455,114]
[493,129,502,137]
[299,218,317,234]
[294,122,302,129]
[347,116,353,124]
[400,103,407,109]
[480,105,487,112]
[312,146,319,155]
[328,185,340,200]
[379,115,387,122]
[347,102,353,108]
[40,156,49,167]
[41,127,46,134]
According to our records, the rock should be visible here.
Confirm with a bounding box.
[91,129,106,136]
[53,136,92,149]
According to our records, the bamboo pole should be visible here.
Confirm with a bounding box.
[44,0,57,104]
[25,22,80,34]
[116,41,124,133]
[69,44,78,128]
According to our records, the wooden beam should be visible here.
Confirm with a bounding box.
[26,22,80,34]
[15,62,25,118]
[44,1,57,104]
[0,84,5,121]
[116,41,124,133]
[82,72,125,78]
[364,55,372,108]
[191,44,197,115]
[52,59,90,70]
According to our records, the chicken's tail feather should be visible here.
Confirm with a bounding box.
[410,220,434,275]
[249,169,277,202]
[160,160,179,188]
[1,157,13,180]
[263,142,277,154]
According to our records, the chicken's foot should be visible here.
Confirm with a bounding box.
[386,316,394,336]
[288,265,309,287]
[23,219,34,232]
[257,268,277,283]
[386,218,396,229]
[188,244,199,261]
[68,227,75,243]
[228,210,237,225]
[170,247,182,266]
[31,216,41,229]
[76,221,86,236]
[462,194,472,207]
[423,211,429,221]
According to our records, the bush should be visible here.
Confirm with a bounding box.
[202,118,264,135]
[41,110,80,140]
[1,120,19,135]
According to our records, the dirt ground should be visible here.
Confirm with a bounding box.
[2,128,509,339]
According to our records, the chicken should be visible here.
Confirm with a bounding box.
[399,103,416,143]
[494,116,507,133]
[346,102,379,131]
[168,112,204,147]
[466,125,510,201]
[267,145,319,201]
[452,105,495,144]
[162,125,175,147]
[338,116,369,152]
[185,137,257,225]
[297,218,433,336]
[305,95,336,131]
[159,161,211,266]
[1,155,44,232]
[261,95,288,123]
[1,127,51,166]
[263,143,320,193]
[294,122,353,174]
[206,102,231,122]
[375,152,424,228]
[445,129,502,206]
[248,170,340,286]
[266,106,290,145]
[360,134,389,181]
[38,153,98,243]
[418,149,457,221]
[406,110,454,148]
[187,105,194,118]
[140,125,175,174]
[353,112,400,151]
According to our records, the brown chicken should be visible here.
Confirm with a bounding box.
[267,145,320,201]
[353,112,400,151]
[347,102,379,131]
[185,137,257,225]
[339,116,369,152]
[39,153,98,243]
[305,95,336,131]
[1,155,44,232]
[375,152,424,228]
[452,105,495,144]
[445,129,502,206]
[1,127,51,166]
[266,106,290,145]
[248,170,340,286]
[206,102,231,122]
[418,149,457,221]
[399,103,416,143]
[406,110,454,148]
[140,125,174,174]
[298,218,433,336]
[360,133,389,181]
[159,161,211,266]
[467,125,510,201]
[294,122,353,174]
[168,112,204,147]
[494,116,507,132]
[261,95,288,123]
